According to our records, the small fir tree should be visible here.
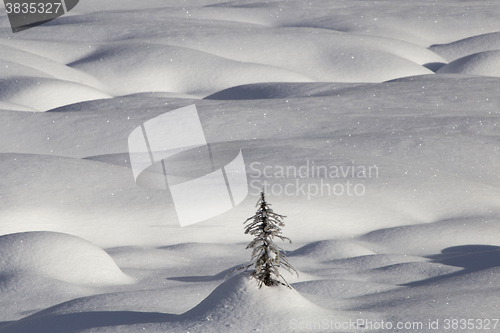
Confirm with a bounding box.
[238,191,297,288]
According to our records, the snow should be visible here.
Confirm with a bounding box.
[430,31,500,61]
[289,239,375,259]
[0,275,380,333]
[0,232,134,321]
[0,77,112,111]
[0,231,134,285]
[0,0,500,332]
[437,50,500,77]
[176,275,350,332]
[160,28,441,83]
[69,43,314,97]
[359,215,500,255]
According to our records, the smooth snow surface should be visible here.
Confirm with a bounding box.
[1,0,500,332]
[437,50,500,77]
[430,32,500,61]
[0,232,134,285]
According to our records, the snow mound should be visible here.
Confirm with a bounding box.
[0,77,111,111]
[164,28,440,83]
[0,232,134,285]
[69,43,313,96]
[359,215,500,255]
[436,50,500,77]
[290,240,375,259]
[0,43,107,90]
[430,32,500,61]
[178,274,363,332]
[0,275,378,333]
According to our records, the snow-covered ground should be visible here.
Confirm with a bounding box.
[0,0,499,332]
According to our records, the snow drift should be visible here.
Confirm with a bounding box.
[0,275,380,333]
[430,31,500,61]
[436,50,500,77]
[69,43,314,96]
[0,0,500,332]
[0,77,111,111]
[0,231,134,285]
[290,239,375,260]
[175,274,377,333]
